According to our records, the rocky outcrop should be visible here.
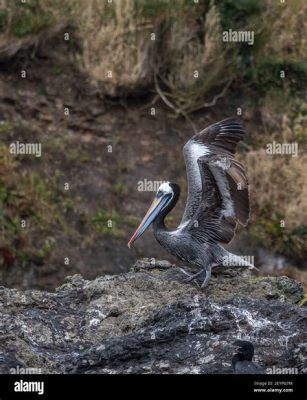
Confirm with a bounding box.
[0,259,306,374]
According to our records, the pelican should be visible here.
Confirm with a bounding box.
[128,118,253,288]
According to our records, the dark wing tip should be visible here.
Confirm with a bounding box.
[195,117,246,155]
[216,117,242,127]
[198,117,244,134]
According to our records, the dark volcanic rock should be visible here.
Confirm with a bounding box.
[0,260,306,374]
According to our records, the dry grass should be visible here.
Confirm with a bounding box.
[2,0,306,102]
[246,151,307,228]
[69,0,307,111]
[244,149,307,259]
[258,90,307,146]
[70,0,230,106]
[156,3,229,114]
[262,0,307,64]
[72,0,156,95]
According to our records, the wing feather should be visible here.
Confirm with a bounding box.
[180,117,250,243]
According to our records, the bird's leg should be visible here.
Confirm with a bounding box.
[183,269,206,282]
[179,268,193,277]
[200,267,212,289]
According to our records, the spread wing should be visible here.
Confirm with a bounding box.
[180,117,249,244]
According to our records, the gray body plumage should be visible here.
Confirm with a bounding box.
[154,229,227,269]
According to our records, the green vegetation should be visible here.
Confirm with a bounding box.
[111,182,128,198]
[90,209,137,238]
[1,0,53,36]
[0,9,8,33]
[0,120,14,134]
[91,210,122,237]
[250,216,307,262]
[0,134,132,269]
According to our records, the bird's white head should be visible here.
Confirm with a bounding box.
[156,182,173,197]
[127,181,175,248]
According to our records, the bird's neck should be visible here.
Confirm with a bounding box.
[153,185,180,232]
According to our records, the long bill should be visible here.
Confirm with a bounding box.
[127,195,169,248]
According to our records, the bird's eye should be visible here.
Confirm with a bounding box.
[157,190,162,197]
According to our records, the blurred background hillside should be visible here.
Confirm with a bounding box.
[0,0,306,291]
